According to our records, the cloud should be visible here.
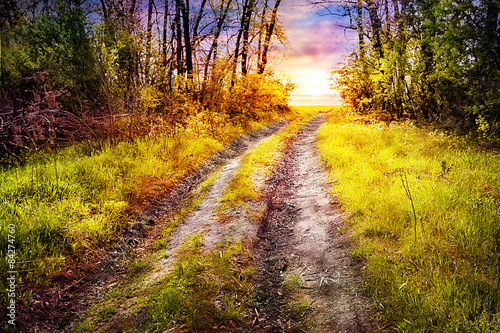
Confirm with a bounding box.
[271,1,356,106]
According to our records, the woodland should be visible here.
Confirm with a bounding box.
[0,0,290,165]
[329,0,500,137]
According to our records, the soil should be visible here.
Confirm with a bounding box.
[18,115,385,332]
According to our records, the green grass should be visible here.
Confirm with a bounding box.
[147,235,254,331]
[0,114,280,294]
[317,109,500,331]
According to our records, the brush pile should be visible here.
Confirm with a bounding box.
[0,72,92,165]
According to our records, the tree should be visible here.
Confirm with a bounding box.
[257,0,282,74]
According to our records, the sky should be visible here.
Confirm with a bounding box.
[271,1,357,106]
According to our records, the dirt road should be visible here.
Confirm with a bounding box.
[252,115,377,332]
[26,115,380,332]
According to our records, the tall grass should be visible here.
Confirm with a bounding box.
[317,109,500,331]
[0,114,279,292]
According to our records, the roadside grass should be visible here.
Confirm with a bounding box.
[317,108,500,331]
[0,115,279,294]
[147,235,254,331]
[71,169,222,332]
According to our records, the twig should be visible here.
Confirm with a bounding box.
[400,173,418,242]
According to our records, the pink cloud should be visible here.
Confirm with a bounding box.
[271,1,356,105]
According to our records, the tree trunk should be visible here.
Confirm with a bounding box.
[129,0,137,19]
[258,0,281,75]
[175,0,183,75]
[241,0,255,74]
[356,0,365,61]
[193,0,208,42]
[366,0,383,59]
[99,0,108,19]
[179,0,193,78]
[484,0,499,67]
[257,0,269,73]
[232,0,247,83]
[204,0,233,80]
[146,0,154,81]
[162,0,168,68]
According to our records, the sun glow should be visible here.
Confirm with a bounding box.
[272,1,354,106]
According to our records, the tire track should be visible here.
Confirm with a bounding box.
[252,115,378,332]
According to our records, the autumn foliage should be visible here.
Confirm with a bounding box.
[0,0,290,164]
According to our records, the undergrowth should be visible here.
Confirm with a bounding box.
[317,108,500,332]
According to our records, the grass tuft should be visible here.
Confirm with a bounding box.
[147,236,254,331]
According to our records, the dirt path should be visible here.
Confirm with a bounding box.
[25,115,382,332]
[252,115,378,332]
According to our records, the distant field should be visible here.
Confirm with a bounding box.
[289,105,342,113]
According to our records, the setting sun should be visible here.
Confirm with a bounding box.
[271,1,355,106]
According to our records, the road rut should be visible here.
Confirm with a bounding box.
[252,115,378,332]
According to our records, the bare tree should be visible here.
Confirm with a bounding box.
[258,0,282,74]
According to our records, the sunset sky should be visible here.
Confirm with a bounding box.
[272,1,356,106]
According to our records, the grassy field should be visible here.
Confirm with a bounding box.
[0,113,280,297]
[317,108,500,331]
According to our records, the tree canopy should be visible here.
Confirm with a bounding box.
[327,0,500,136]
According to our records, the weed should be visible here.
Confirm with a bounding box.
[129,259,152,278]
[307,317,318,328]
[287,298,313,319]
[283,273,302,291]
[72,320,92,333]
[94,304,117,323]
[400,172,418,242]
[222,296,243,321]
